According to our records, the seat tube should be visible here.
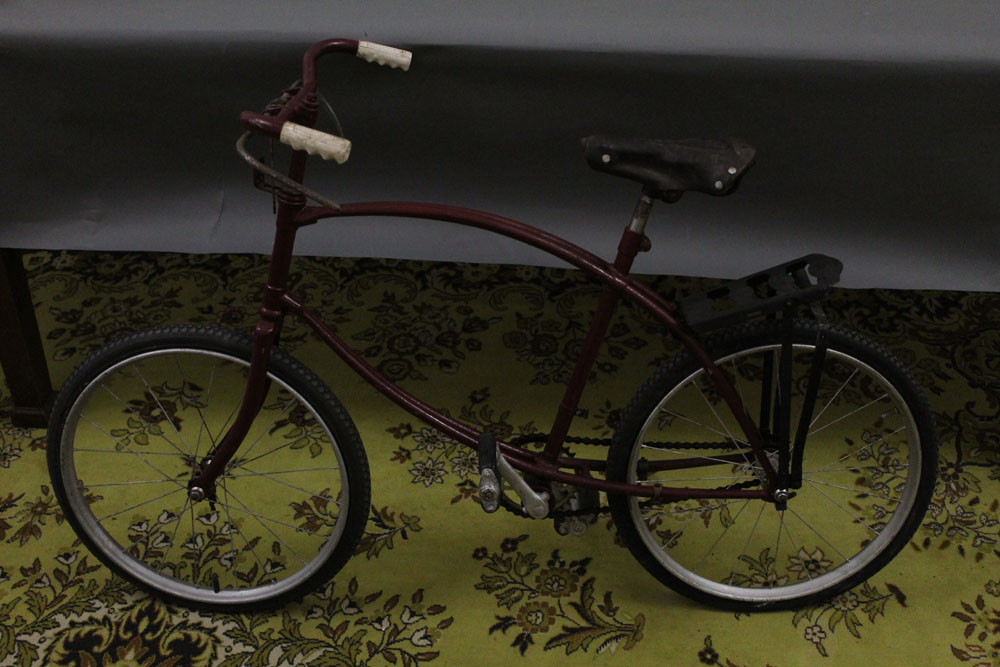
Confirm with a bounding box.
[541,193,654,460]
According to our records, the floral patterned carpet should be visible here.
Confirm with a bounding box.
[1,250,998,666]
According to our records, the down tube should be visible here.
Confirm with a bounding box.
[287,291,765,501]
[281,292,500,457]
[305,202,770,482]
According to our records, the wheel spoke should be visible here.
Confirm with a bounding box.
[94,385,188,459]
[779,510,814,581]
[233,426,328,470]
[78,413,187,491]
[808,368,859,429]
[205,494,319,538]
[615,326,931,607]
[692,381,755,470]
[74,448,182,456]
[801,477,902,504]
[188,497,197,573]
[658,408,751,450]
[811,425,907,475]
[173,354,219,463]
[159,495,191,577]
[800,465,899,475]
[693,499,751,575]
[224,466,341,478]
[785,503,851,564]
[809,393,891,436]
[636,475,754,484]
[671,498,750,514]
[86,479,184,488]
[642,498,748,516]
[131,365,193,456]
[772,511,784,588]
[805,479,881,538]
[211,391,244,458]
[96,487,187,523]
[730,357,746,407]
[225,464,341,505]
[219,489,312,566]
[637,446,757,469]
[729,502,766,586]
[227,394,299,464]
[219,477,268,577]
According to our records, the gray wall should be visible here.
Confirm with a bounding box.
[3,2,998,289]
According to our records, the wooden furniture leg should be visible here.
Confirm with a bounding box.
[0,249,53,427]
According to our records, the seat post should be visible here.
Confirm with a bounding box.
[628,191,655,234]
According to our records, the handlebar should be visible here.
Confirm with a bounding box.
[279,122,351,163]
[238,38,411,163]
[356,41,412,71]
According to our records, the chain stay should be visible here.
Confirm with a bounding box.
[497,433,762,519]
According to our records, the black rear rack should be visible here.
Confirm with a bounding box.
[680,254,843,333]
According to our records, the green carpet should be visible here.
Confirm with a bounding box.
[1,250,998,666]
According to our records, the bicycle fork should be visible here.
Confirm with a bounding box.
[186,317,280,503]
[188,181,306,501]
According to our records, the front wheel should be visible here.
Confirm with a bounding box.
[47,324,371,611]
[607,319,937,611]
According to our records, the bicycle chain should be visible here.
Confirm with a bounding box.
[508,433,744,451]
[495,434,762,520]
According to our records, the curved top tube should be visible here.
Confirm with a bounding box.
[293,200,773,490]
[196,37,777,501]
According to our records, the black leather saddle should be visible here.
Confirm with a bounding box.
[582,136,756,201]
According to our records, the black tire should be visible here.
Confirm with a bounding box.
[47,324,371,611]
[607,319,937,611]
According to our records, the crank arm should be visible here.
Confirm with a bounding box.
[478,432,549,518]
[496,452,550,519]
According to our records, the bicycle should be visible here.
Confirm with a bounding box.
[46,38,939,613]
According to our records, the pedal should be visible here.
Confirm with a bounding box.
[554,515,589,537]
[553,485,601,537]
[478,432,500,513]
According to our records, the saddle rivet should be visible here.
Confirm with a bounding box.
[601,154,611,163]
[728,167,737,175]
[714,180,724,190]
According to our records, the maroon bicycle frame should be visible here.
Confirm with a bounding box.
[190,38,777,504]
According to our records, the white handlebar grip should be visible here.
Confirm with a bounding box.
[279,122,351,163]
[357,41,412,71]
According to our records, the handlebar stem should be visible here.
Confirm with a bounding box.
[239,38,360,137]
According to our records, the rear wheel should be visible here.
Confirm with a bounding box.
[47,324,370,611]
[607,320,937,610]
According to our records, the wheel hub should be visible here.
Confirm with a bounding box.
[187,457,218,504]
